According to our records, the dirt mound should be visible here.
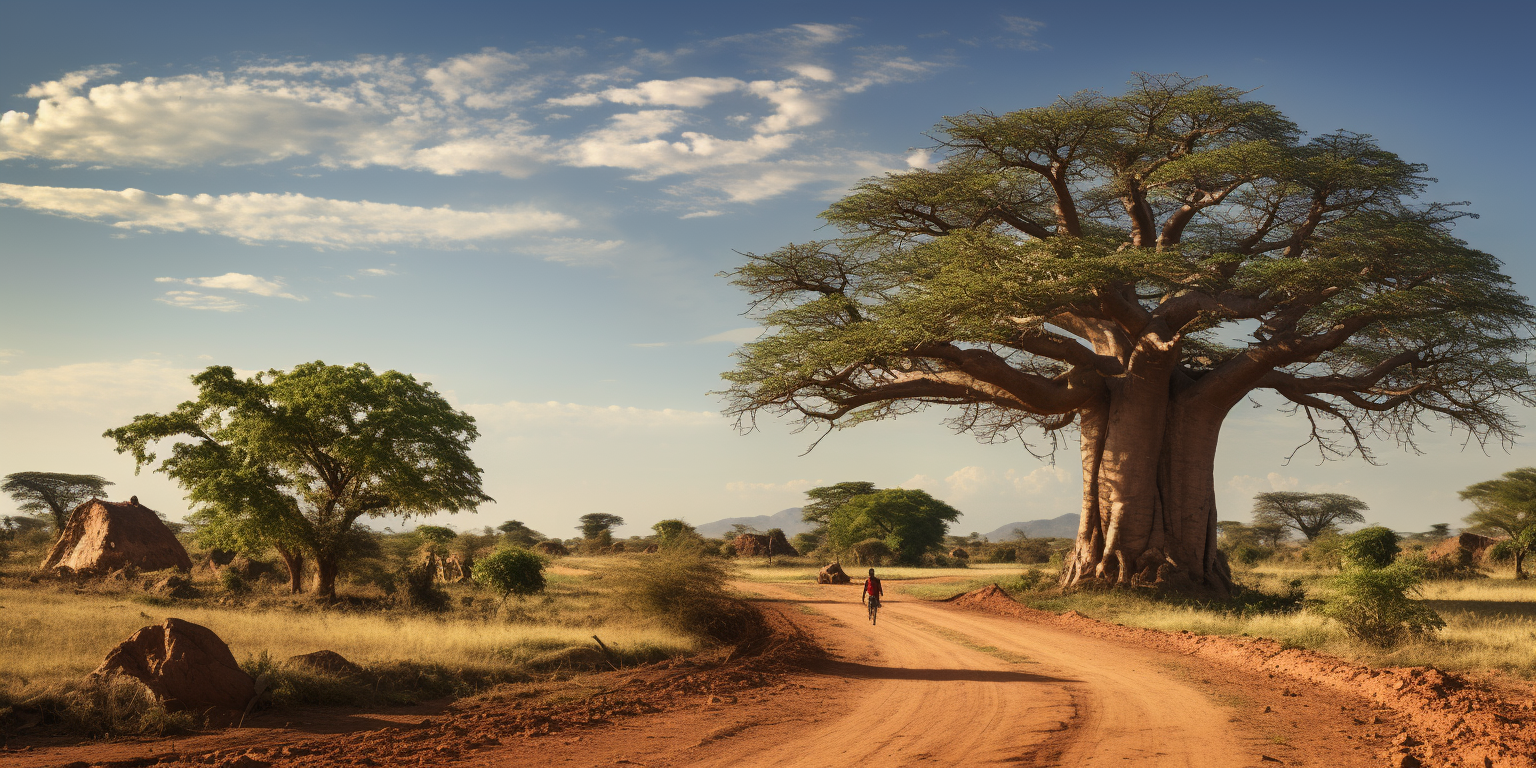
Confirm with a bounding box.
[1427,532,1502,563]
[816,562,851,585]
[733,531,798,558]
[288,650,363,676]
[949,547,969,559]
[149,573,200,599]
[40,497,192,575]
[93,618,256,711]
[948,585,1536,768]
[535,541,569,556]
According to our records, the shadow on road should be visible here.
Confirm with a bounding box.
[809,659,1077,684]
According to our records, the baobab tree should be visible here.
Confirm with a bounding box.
[721,74,1535,595]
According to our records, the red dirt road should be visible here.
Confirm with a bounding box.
[4,582,1416,767]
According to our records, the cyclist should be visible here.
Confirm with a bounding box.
[861,568,883,624]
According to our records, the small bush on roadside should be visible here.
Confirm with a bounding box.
[1317,562,1444,647]
[1002,568,1048,593]
[609,551,762,645]
[473,548,547,604]
[1231,544,1268,566]
[1340,526,1400,569]
[2,677,196,737]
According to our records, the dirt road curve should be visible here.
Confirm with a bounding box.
[7,582,1402,767]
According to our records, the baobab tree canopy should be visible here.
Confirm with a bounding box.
[721,74,1536,595]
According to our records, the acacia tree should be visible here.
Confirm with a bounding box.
[801,481,877,530]
[825,489,961,564]
[1459,468,1536,579]
[105,362,492,598]
[1251,491,1368,541]
[722,74,1535,595]
[2,472,114,533]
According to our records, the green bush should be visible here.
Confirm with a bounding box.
[1231,544,1267,566]
[1340,526,1400,569]
[987,546,1017,563]
[400,564,449,612]
[1014,540,1053,564]
[849,538,893,566]
[219,568,250,594]
[1001,568,1047,593]
[472,548,547,604]
[1317,562,1444,647]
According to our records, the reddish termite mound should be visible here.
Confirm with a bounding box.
[40,497,192,575]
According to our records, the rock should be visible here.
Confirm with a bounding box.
[817,562,852,585]
[93,618,256,711]
[150,574,200,599]
[287,650,362,676]
[949,547,970,559]
[40,498,192,575]
[1389,753,1421,768]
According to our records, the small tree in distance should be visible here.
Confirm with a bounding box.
[1252,492,1368,542]
[578,513,625,551]
[825,489,960,564]
[1459,468,1536,579]
[472,548,547,606]
[652,519,697,549]
[496,520,543,548]
[2,472,115,534]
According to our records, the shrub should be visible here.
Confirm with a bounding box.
[472,548,547,604]
[987,547,1018,564]
[219,568,250,594]
[1002,568,1047,593]
[1317,562,1444,647]
[850,538,893,566]
[400,564,449,612]
[1231,544,1267,566]
[1340,526,1400,569]
[1300,531,1346,568]
[609,551,763,645]
[1015,540,1053,564]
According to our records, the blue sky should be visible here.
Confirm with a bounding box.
[2,1,1533,538]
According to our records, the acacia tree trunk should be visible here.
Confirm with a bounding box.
[314,555,341,599]
[275,544,305,595]
[1061,340,1237,596]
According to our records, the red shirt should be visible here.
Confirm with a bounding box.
[864,576,883,598]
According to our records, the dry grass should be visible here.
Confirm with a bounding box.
[0,557,703,734]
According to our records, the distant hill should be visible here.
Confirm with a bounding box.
[983,514,1079,540]
[695,507,809,538]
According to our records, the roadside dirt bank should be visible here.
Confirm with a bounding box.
[951,584,1536,768]
[3,581,1526,767]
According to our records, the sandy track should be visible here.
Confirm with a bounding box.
[5,582,1401,767]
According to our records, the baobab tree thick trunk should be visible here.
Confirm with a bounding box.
[1062,340,1237,596]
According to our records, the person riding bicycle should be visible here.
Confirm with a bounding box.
[861,568,883,610]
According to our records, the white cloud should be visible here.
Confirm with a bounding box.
[423,48,534,109]
[999,16,1048,50]
[0,183,576,249]
[468,400,721,430]
[844,50,945,94]
[695,327,761,344]
[359,268,396,276]
[902,464,1071,500]
[0,358,200,413]
[155,273,303,300]
[600,77,745,107]
[1228,472,1302,498]
[333,292,375,299]
[787,64,835,82]
[155,291,247,312]
[679,210,724,219]
[562,110,799,178]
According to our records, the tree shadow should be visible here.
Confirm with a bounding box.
[1422,599,1536,619]
[808,659,1077,684]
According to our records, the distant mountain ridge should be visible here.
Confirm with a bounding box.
[982,514,1079,540]
[694,507,810,538]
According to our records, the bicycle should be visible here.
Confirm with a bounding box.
[866,595,880,625]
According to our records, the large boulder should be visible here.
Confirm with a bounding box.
[817,562,852,585]
[41,497,192,575]
[93,618,255,711]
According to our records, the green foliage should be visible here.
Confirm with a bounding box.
[1340,526,1400,569]
[1252,492,1368,542]
[849,538,893,566]
[801,481,877,528]
[401,564,449,612]
[1317,562,1444,646]
[415,525,458,545]
[495,520,543,548]
[103,361,491,598]
[2,472,114,532]
[651,519,698,549]
[791,531,821,556]
[1459,468,1536,578]
[1002,568,1047,593]
[987,546,1018,563]
[472,548,547,603]
[219,568,250,594]
[823,488,960,564]
[578,513,625,541]
[720,73,1536,477]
